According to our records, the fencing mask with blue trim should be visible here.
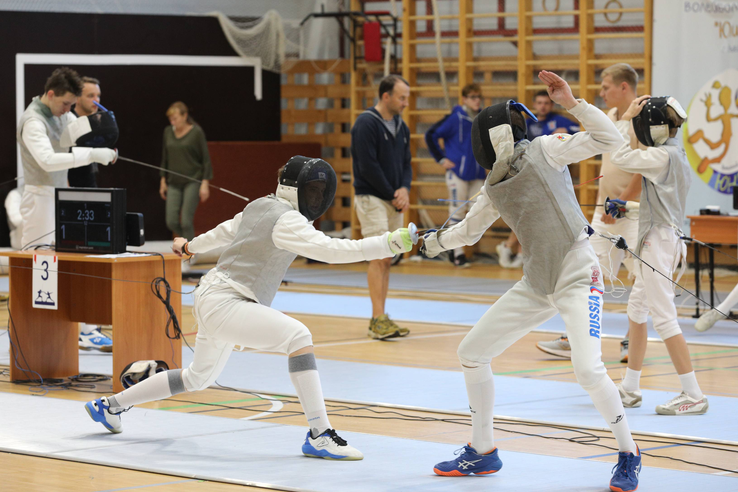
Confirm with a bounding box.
[471,99,537,171]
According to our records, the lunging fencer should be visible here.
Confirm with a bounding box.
[421,71,641,492]
[85,156,416,460]
[608,95,709,416]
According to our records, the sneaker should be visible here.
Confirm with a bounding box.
[448,250,456,265]
[454,253,471,269]
[655,391,709,415]
[496,243,513,268]
[302,429,363,460]
[536,336,571,359]
[79,326,113,352]
[509,254,524,268]
[695,309,727,332]
[620,339,629,363]
[84,397,123,434]
[368,315,400,340]
[433,444,502,476]
[609,445,641,492]
[383,314,410,337]
[616,383,642,408]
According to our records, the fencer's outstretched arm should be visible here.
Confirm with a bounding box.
[610,121,669,183]
[186,212,243,253]
[538,100,624,171]
[272,211,395,263]
[21,119,110,172]
[430,188,500,253]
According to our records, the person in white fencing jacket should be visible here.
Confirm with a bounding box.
[422,71,641,492]
[84,156,415,461]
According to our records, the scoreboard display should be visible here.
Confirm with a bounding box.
[55,188,127,254]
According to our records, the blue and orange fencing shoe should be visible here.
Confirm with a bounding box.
[610,445,641,492]
[433,444,502,476]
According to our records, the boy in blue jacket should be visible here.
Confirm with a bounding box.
[425,83,487,267]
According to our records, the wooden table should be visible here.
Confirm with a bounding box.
[688,215,738,317]
[1,251,182,392]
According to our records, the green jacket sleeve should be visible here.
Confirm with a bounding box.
[160,129,169,179]
[198,126,213,181]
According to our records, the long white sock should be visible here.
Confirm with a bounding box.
[621,368,641,393]
[717,283,738,313]
[585,376,637,454]
[461,362,495,454]
[678,371,703,400]
[107,369,185,411]
[289,353,331,438]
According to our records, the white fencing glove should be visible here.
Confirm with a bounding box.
[420,230,445,258]
[388,228,414,254]
[90,148,118,165]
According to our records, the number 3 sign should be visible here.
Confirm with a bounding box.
[32,254,58,310]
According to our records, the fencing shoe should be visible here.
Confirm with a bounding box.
[536,335,571,359]
[616,383,642,408]
[85,396,122,433]
[434,444,502,476]
[302,429,363,460]
[695,309,726,332]
[655,392,709,415]
[609,445,641,492]
[79,326,113,352]
[620,339,629,363]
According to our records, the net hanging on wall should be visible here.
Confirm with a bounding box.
[213,10,290,73]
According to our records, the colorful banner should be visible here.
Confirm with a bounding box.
[653,1,738,229]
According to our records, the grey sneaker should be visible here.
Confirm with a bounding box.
[368,315,400,340]
[655,392,709,415]
[616,383,642,408]
[620,338,629,363]
[536,336,571,358]
[695,309,727,332]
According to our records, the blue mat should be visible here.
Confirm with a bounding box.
[1,392,734,491]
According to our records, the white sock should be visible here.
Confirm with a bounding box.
[289,353,331,438]
[585,376,637,454]
[80,323,99,335]
[678,371,703,400]
[717,283,738,313]
[454,247,464,257]
[462,362,495,454]
[621,368,641,393]
[108,369,185,411]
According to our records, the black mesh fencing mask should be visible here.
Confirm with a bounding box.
[278,156,337,221]
[632,96,687,147]
[471,100,537,170]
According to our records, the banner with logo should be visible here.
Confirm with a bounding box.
[653,1,738,231]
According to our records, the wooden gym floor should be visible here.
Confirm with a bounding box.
[1,259,737,491]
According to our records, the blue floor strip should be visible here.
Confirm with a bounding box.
[2,392,735,491]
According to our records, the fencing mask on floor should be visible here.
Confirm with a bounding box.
[632,96,687,147]
[120,360,169,389]
[471,100,537,170]
[276,156,337,221]
[60,110,119,149]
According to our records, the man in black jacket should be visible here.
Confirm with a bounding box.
[351,75,412,340]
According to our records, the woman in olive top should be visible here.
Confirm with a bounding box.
[159,102,213,240]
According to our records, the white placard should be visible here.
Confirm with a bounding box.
[32,254,58,310]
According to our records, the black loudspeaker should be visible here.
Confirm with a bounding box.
[734,186,738,210]
[126,213,145,247]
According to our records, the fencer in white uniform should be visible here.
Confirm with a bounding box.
[609,95,708,416]
[422,71,641,492]
[84,156,415,460]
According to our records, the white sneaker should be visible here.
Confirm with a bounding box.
[496,243,513,268]
[302,429,363,460]
[535,336,571,358]
[79,326,113,352]
[616,383,642,408]
[85,396,123,433]
[655,392,709,415]
[695,309,727,332]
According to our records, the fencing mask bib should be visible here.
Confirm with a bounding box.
[632,96,687,147]
[276,156,337,221]
[60,110,119,149]
[471,99,537,170]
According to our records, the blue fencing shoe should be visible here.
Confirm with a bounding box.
[610,445,641,492]
[85,396,122,434]
[434,444,502,476]
[79,326,113,352]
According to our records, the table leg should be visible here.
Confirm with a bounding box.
[110,258,182,392]
[709,246,715,308]
[694,242,701,318]
[8,257,78,381]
